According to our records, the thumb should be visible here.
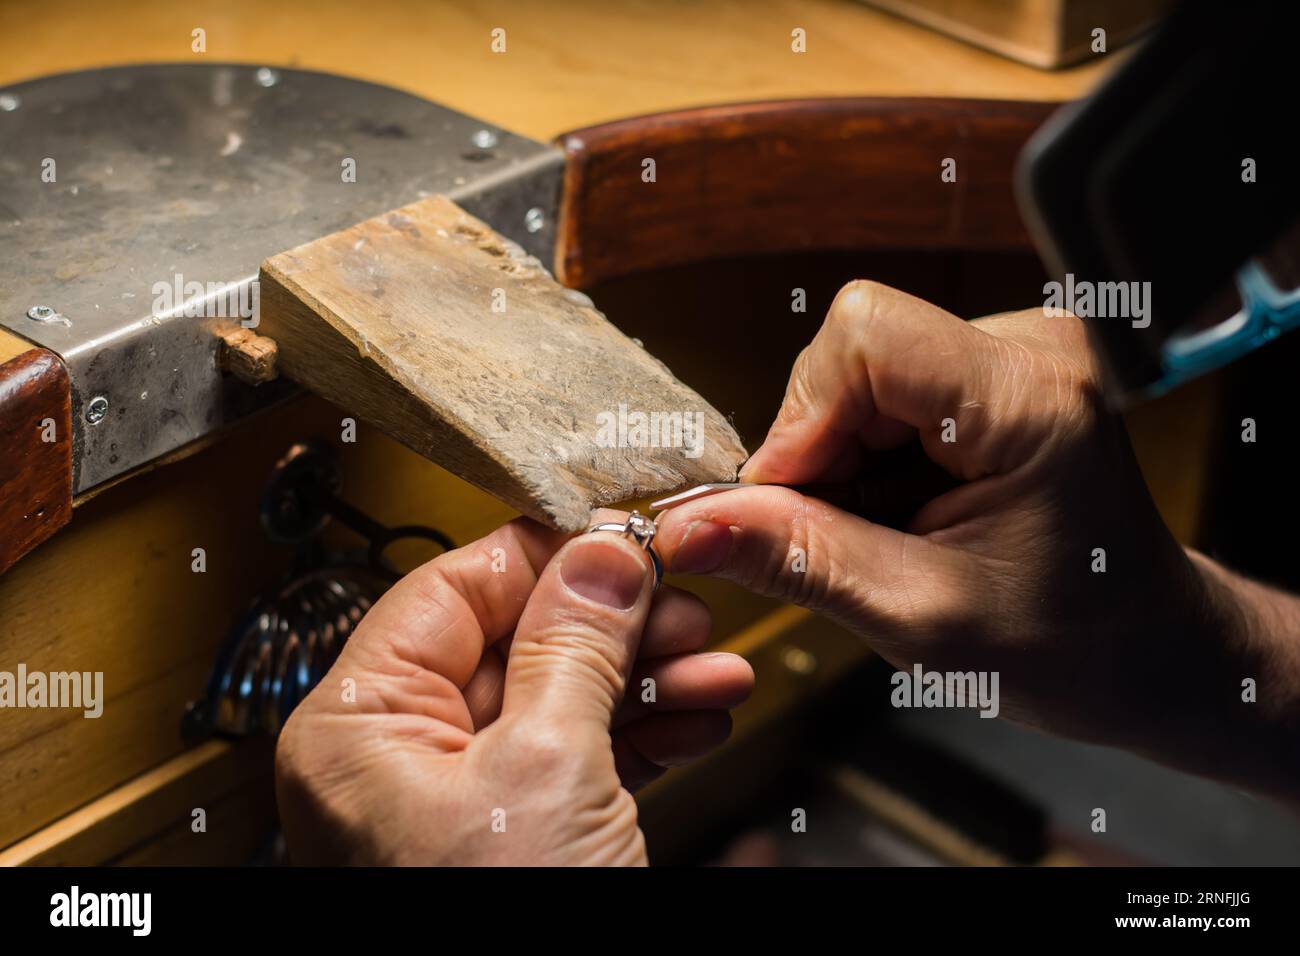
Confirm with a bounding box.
[500,531,654,734]
[655,485,967,631]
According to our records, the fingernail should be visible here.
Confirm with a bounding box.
[561,539,646,609]
[672,521,734,574]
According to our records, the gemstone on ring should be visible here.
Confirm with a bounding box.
[583,510,663,590]
[623,511,656,550]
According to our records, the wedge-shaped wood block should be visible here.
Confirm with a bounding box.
[258,196,746,530]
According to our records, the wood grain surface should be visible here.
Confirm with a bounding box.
[0,333,73,575]
[557,97,1056,288]
[0,1,1113,145]
[259,196,747,530]
[0,740,273,866]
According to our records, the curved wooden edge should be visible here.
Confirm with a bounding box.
[555,97,1061,289]
[0,330,73,575]
[0,740,274,866]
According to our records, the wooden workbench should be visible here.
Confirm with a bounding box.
[0,0,1110,137]
[4,1,1206,866]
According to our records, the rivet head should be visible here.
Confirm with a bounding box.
[0,93,19,112]
[524,207,545,233]
[471,128,498,150]
[27,305,57,322]
[85,395,109,424]
[255,67,279,88]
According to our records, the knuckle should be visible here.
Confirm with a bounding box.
[681,591,714,637]
[1060,356,1101,407]
[514,721,576,772]
[1055,318,1105,394]
[830,279,886,327]
[786,506,847,613]
[730,491,837,612]
[382,558,460,633]
[498,716,609,784]
[1006,333,1100,430]
[513,613,628,696]
[777,346,820,422]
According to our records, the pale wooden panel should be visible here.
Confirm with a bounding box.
[109,771,277,866]
[0,740,272,866]
[0,328,33,365]
[0,0,1112,145]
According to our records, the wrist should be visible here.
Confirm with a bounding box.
[1130,549,1300,803]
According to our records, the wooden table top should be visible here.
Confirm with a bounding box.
[0,0,1114,142]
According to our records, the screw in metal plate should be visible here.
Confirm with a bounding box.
[27,304,58,322]
[471,128,498,150]
[0,93,19,112]
[255,67,280,88]
[85,395,109,425]
[524,207,545,234]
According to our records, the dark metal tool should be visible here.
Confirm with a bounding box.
[1017,0,1300,402]
[183,442,455,740]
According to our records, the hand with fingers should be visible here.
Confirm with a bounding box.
[275,512,753,865]
[654,280,1300,804]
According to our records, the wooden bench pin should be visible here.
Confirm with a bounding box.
[254,195,747,530]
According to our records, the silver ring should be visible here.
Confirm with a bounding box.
[583,510,663,591]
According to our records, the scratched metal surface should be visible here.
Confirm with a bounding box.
[0,64,563,491]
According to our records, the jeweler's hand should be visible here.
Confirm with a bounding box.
[654,281,1300,801]
[276,512,753,865]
